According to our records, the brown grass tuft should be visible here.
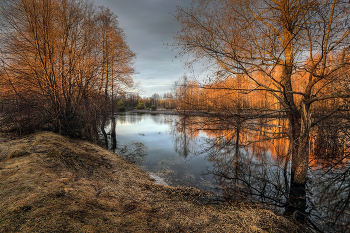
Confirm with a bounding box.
[0,132,302,232]
[8,149,31,159]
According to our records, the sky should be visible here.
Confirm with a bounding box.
[97,0,194,98]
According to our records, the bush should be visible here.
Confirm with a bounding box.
[117,99,126,112]
[135,100,145,110]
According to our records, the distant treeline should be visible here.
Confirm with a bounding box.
[115,92,176,111]
[172,72,350,114]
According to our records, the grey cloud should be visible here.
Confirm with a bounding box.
[96,0,193,97]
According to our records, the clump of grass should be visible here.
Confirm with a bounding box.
[8,149,30,159]
[0,131,304,232]
[46,146,113,177]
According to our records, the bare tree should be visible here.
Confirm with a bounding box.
[174,0,350,220]
[95,6,135,146]
[0,0,135,140]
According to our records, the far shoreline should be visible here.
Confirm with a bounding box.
[126,109,180,115]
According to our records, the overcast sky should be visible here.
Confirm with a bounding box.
[97,0,194,97]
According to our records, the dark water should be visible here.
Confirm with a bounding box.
[103,112,350,232]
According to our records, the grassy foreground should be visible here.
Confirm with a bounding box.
[0,132,300,232]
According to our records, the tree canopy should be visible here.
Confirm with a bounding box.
[174,0,350,219]
[0,0,135,139]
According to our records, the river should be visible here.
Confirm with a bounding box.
[102,112,350,232]
[103,113,216,191]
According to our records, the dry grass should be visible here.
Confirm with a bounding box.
[0,132,301,232]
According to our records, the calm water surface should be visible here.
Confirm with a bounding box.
[106,113,216,191]
[103,112,350,232]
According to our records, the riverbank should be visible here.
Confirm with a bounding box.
[0,132,301,232]
[129,109,180,115]
[129,109,288,119]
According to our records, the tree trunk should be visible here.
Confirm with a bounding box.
[285,101,311,222]
[101,114,108,148]
[111,116,117,152]
[234,124,240,198]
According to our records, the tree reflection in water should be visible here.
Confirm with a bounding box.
[117,142,148,166]
[171,116,196,159]
[102,114,148,165]
[172,115,350,232]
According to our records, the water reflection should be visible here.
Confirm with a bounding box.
[171,117,198,159]
[117,113,143,125]
[172,115,350,232]
[104,113,350,232]
[118,142,148,165]
[104,113,215,190]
